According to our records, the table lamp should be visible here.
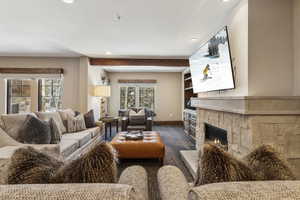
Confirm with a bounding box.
[94,85,111,118]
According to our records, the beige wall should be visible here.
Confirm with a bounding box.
[294,0,300,95]
[0,57,81,114]
[198,0,249,97]
[249,0,294,96]
[108,72,182,121]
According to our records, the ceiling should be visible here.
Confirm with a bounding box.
[0,0,241,58]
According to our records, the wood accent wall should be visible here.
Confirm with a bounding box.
[0,68,64,74]
[89,58,189,67]
[118,79,157,84]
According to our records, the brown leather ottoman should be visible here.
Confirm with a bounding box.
[110,131,165,163]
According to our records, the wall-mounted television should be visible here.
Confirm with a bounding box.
[189,27,235,93]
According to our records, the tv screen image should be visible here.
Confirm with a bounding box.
[189,27,235,93]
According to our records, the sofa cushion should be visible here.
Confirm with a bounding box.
[7,146,63,184]
[89,127,101,138]
[0,184,139,200]
[18,115,51,144]
[36,112,66,134]
[62,130,92,147]
[0,113,37,140]
[189,181,300,200]
[60,139,79,158]
[0,127,20,148]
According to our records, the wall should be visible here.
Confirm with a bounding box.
[198,0,249,97]
[108,72,182,121]
[248,0,294,96]
[294,0,300,95]
[87,66,108,120]
[0,57,80,114]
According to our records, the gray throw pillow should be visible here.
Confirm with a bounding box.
[49,118,61,144]
[84,110,96,128]
[18,115,51,144]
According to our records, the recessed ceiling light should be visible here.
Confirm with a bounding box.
[62,0,74,4]
[191,38,199,41]
[222,0,231,2]
[105,51,112,55]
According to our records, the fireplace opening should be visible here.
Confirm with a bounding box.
[204,123,228,150]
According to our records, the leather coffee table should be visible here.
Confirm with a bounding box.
[110,131,165,163]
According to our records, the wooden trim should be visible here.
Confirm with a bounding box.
[0,68,64,74]
[89,58,189,67]
[154,121,184,126]
[118,79,157,84]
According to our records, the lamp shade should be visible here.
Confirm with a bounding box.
[93,85,111,97]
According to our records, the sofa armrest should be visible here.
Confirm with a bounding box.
[119,166,148,200]
[157,165,190,200]
[121,117,128,131]
[146,117,152,131]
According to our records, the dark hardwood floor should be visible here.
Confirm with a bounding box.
[106,125,195,200]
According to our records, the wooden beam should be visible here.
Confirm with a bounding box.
[118,79,157,84]
[89,58,189,67]
[0,68,64,74]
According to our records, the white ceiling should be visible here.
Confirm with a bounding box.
[0,0,241,58]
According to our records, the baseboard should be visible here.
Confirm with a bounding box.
[154,121,184,126]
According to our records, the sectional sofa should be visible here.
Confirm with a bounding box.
[0,111,103,184]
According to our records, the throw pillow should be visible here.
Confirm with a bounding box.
[244,145,296,180]
[84,110,96,128]
[67,114,86,133]
[51,142,118,183]
[49,118,61,144]
[18,115,51,144]
[7,146,63,184]
[194,143,255,186]
[35,112,66,134]
[58,109,76,131]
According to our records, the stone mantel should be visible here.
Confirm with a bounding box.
[191,96,300,115]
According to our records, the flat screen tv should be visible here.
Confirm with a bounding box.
[189,27,235,93]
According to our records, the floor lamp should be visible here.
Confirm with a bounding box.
[93,85,111,119]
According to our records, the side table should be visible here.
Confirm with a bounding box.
[100,117,120,140]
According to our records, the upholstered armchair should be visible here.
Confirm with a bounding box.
[119,108,155,131]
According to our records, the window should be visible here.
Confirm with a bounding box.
[120,86,155,110]
[38,79,63,112]
[7,80,32,114]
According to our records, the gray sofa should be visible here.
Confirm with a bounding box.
[158,165,300,200]
[0,111,103,184]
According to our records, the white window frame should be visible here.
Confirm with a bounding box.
[118,83,157,111]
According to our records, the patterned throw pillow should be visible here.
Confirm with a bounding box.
[18,115,51,144]
[194,143,255,186]
[84,110,96,128]
[244,145,295,180]
[48,118,61,144]
[58,109,76,131]
[67,114,86,133]
[51,142,117,183]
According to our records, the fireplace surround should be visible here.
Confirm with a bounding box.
[191,96,300,178]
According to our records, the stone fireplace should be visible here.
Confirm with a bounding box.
[190,96,300,178]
